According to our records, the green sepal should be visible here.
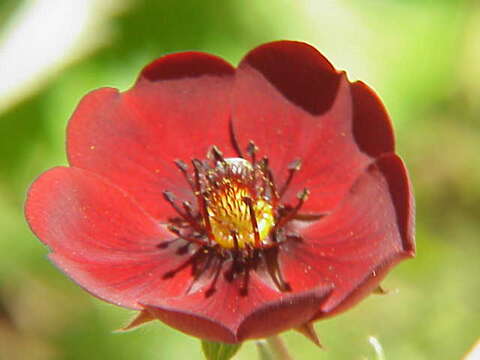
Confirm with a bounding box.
[201,340,242,360]
[255,340,274,360]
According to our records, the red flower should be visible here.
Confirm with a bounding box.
[25,41,415,344]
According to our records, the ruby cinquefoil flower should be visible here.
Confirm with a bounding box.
[25,41,415,344]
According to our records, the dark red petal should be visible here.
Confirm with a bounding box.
[278,153,415,317]
[139,51,234,82]
[351,81,395,156]
[25,167,199,309]
[232,41,373,214]
[236,41,339,116]
[142,272,332,343]
[67,52,235,219]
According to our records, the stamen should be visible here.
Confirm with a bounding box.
[264,248,291,292]
[259,157,279,206]
[167,225,207,247]
[206,258,224,297]
[162,145,315,298]
[182,201,196,222]
[246,140,258,165]
[275,188,309,230]
[279,159,302,198]
[231,231,240,252]
[192,159,214,243]
[156,238,178,249]
[185,249,215,294]
[163,191,202,233]
[293,213,327,222]
[174,159,195,191]
[243,197,261,247]
[210,145,225,164]
[163,250,202,279]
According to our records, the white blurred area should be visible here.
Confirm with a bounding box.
[464,340,480,360]
[0,0,128,115]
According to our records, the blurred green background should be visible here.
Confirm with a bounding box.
[1,0,479,359]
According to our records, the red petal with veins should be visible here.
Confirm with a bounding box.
[25,167,200,309]
[279,154,415,317]
[67,52,235,219]
[143,272,333,343]
[232,41,394,215]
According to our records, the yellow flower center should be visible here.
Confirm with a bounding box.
[205,158,275,249]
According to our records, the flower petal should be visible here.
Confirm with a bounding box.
[67,52,235,219]
[351,81,395,156]
[25,167,203,309]
[142,272,332,343]
[278,153,415,317]
[232,41,379,214]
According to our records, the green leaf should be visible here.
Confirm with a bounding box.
[201,340,242,360]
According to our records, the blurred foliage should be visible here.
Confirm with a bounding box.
[0,0,20,29]
[0,0,479,359]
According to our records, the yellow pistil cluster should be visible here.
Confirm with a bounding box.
[206,177,275,249]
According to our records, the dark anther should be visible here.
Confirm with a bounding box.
[289,158,302,172]
[191,158,205,176]
[246,140,258,165]
[210,145,225,164]
[163,190,176,203]
[174,159,195,191]
[174,159,188,172]
[279,158,302,198]
[259,156,269,169]
[297,188,310,201]
[167,224,181,236]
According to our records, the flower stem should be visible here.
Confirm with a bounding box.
[266,335,294,360]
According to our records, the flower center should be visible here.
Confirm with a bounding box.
[160,142,317,296]
[205,158,275,249]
